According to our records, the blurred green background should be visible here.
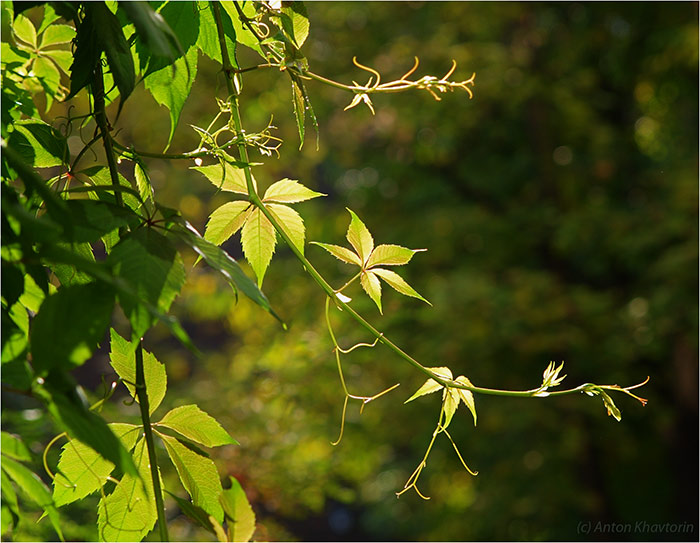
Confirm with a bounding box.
[4,2,698,541]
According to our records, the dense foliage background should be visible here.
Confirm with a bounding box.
[3,2,697,541]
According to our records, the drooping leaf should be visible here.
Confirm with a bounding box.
[405,367,453,403]
[66,6,100,99]
[157,404,237,448]
[97,438,158,542]
[89,3,135,103]
[109,329,167,415]
[30,281,115,374]
[204,201,252,246]
[366,244,425,268]
[39,381,138,478]
[1,469,19,530]
[346,209,374,265]
[120,1,183,68]
[310,242,362,266]
[360,270,382,313]
[0,432,31,462]
[165,491,216,534]
[191,163,252,195]
[169,221,281,323]
[266,203,305,254]
[443,388,460,429]
[53,423,141,507]
[370,268,430,305]
[263,178,325,203]
[159,434,225,523]
[1,457,64,541]
[280,2,309,48]
[222,1,265,57]
[241,207,276,287]
[144,46,198,148]
[220,476,256,543]
[134,162,153,203]
[108,228,186,339]
[291,79,305,149]
[600,390,622,422]
[196,1,237,64]
[455,376,477,426]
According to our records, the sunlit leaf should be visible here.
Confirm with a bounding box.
[309,242,362,266]
[0,432,30,462]
[157,405,237,448]
[346,209,374,264]
[263,178,325,203]
[159,435,225,523]
[266,203,305,254]
[53,423,141,507]
[370,268,430,305]
[405,367,452,404]
[97,438,158,542]
[109,329,167,415]
[39,24,75,47]
[191,163,252,195]
[455,376,477,426]
[366,244,426,268]
[241,207,276,287]
[204,201,252,246]
[443,388,459,429]
[360,270,382,313]
[220,476,256,543]
[12,14,36,48]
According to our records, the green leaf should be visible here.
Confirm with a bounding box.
[144,46,198,148]
[169,222,281,323]
[109,329,167,416]
[360,270,382,313]
[8,120,68,168]
[600,390,622,422]
[97,438,158,542]
[0,432,31,462]
[310,242,362,266]
[159,434,225,524]
[241,207,276,287]
[40,382,138,478]
[280,2,309,48]
[12,14,36,48]
[53,423,141,507]
[366,244,425,268]
[455,376,477,426]
[222,1,265,57]
[204,201,252,246]
[1,469,19,526]
[39,24,75,47]
[346,209,374,265]
[220,476,256,543]
[443,388,459,429]
[263,178,325,203]
[165,491,216,534]
[291,78,305,149]
[266,203,305,254]
[66,6,99,99]
[120,2,182,65]
[370,268,430,305]
[191,163,252,195]
[1,457,63,541]
[30,282,115,374]
[157,405,237,448]
[134,163,153,203]
[82,166,141,211]
[108,228,186,339]
[90,3,135,104]
[63,199,141,243]
[405,367,453,403]
[197,1,237,64]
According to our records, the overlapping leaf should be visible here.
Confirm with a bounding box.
[405,367,477,428]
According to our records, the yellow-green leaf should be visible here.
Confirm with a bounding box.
[240,207,276,287]
[455,376,477,426]
[346,209,374,265]
[366,244,425,268]
[263,178,325,203]
[404,366,453,404]
[266,203,305,254]
[220,476,256,543]
[191,163,252,195]
[370,268,430,305]
[310,242,362,266]
[443,388,460,429]
[157,405,237,448]
[204,201,252,247]
[360,270,382,313]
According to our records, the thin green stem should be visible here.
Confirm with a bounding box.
[134,341,169,542]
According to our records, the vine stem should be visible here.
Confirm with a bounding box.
[135,340,169,542]
[211,3,611,401]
